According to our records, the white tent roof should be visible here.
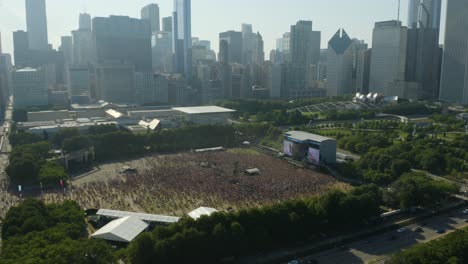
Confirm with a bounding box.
[91,216,149,243]
[97,209,181,224]
[188,207,219,220]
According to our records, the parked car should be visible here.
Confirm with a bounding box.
[397,228,407,233]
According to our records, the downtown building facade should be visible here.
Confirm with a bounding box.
[173,0,192,78]
[13,67,48,109]
[326,29,354,96]
[369,21,409,98]
[439,0,468,105]
[405,0,442,100]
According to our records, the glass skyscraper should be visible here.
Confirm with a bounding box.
[439,0,468,104]
[173,0,192,79]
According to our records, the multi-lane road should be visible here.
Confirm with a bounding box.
[295,209,468,264]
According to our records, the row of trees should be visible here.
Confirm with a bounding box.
[334,133,467,185]
[0,199,116,264]
[6,141,67,185]
[387,227,468,264]
[383,172,459,210]
[125,185,382,264]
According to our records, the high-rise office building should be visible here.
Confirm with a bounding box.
[13,30,29,67]
[439,0,468,104]
[95,65,135,104]
[72,28,95,66]
[162,16,173,32]
[219,31,243,64]
[369,21,408,96]
[68,66,91,104]
[79,13,92,30]
[93,16,152,71]
[59,36,73,65]
[286,20,321,96]
[198,40,211,50]
[152,31,173,72]
[0,53,13,110]
[406,0,442,100]
[25,0,49,50]
[173,0,192,78]
[141,3,160,33]
[355,48,371,94]
[408,0,441,29]
[13,67,48,109]
[252,32,264,65]
[291,21,321,67]
[242,24,253,65]
[326,29,354,96]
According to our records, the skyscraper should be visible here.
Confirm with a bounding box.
[13,67,48,109]
[141,3,160,33]
[242,24,253,65]
[439,0,468,104]
[13,31,29,66]
[286,20,321,96]
[406,0,442,100]
[369,21,408,96]
[25,0,49,50]
[162,16,173,32]
[252,32,265,65]
[173,0,192,78]
[326,29,353,96]
[79,13,92,30]
[72,28,95,66]
[408,0,441,29]
[219,31,243,64]
[59,36,73,65]
[93,16,152,71]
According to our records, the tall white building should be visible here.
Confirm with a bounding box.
[439,0,468,104]
[369,21,408,96]
[326,29,354,96]
[13,67,48,109]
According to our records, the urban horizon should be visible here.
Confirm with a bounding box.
[0,0,448,58]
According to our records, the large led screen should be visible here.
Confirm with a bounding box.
[308,147,320,165]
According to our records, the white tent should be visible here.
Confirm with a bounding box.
[91,216,149,243]
[188,207,219,220]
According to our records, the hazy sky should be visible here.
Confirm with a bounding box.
[0,0,447,58]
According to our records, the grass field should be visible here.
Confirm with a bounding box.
[43,149,346,217]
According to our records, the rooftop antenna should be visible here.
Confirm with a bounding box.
[397,0,401,22]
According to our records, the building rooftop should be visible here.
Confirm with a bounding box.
[172,106,235,115]
[106,109,125,119]
[188,207,219,220]
[91,216,148,243]
[284,131,336,143]
[16,67,37,72]
[96,209,181,224]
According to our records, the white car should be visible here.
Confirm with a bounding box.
[397,228,407,233]
[462,209,468,215]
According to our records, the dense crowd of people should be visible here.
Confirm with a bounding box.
[43,151,341,216]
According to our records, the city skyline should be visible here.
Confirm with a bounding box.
[0,0,448,60]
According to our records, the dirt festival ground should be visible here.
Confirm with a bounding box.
[38,149,345,216]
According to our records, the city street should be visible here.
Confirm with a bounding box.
[300,209,468,264]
